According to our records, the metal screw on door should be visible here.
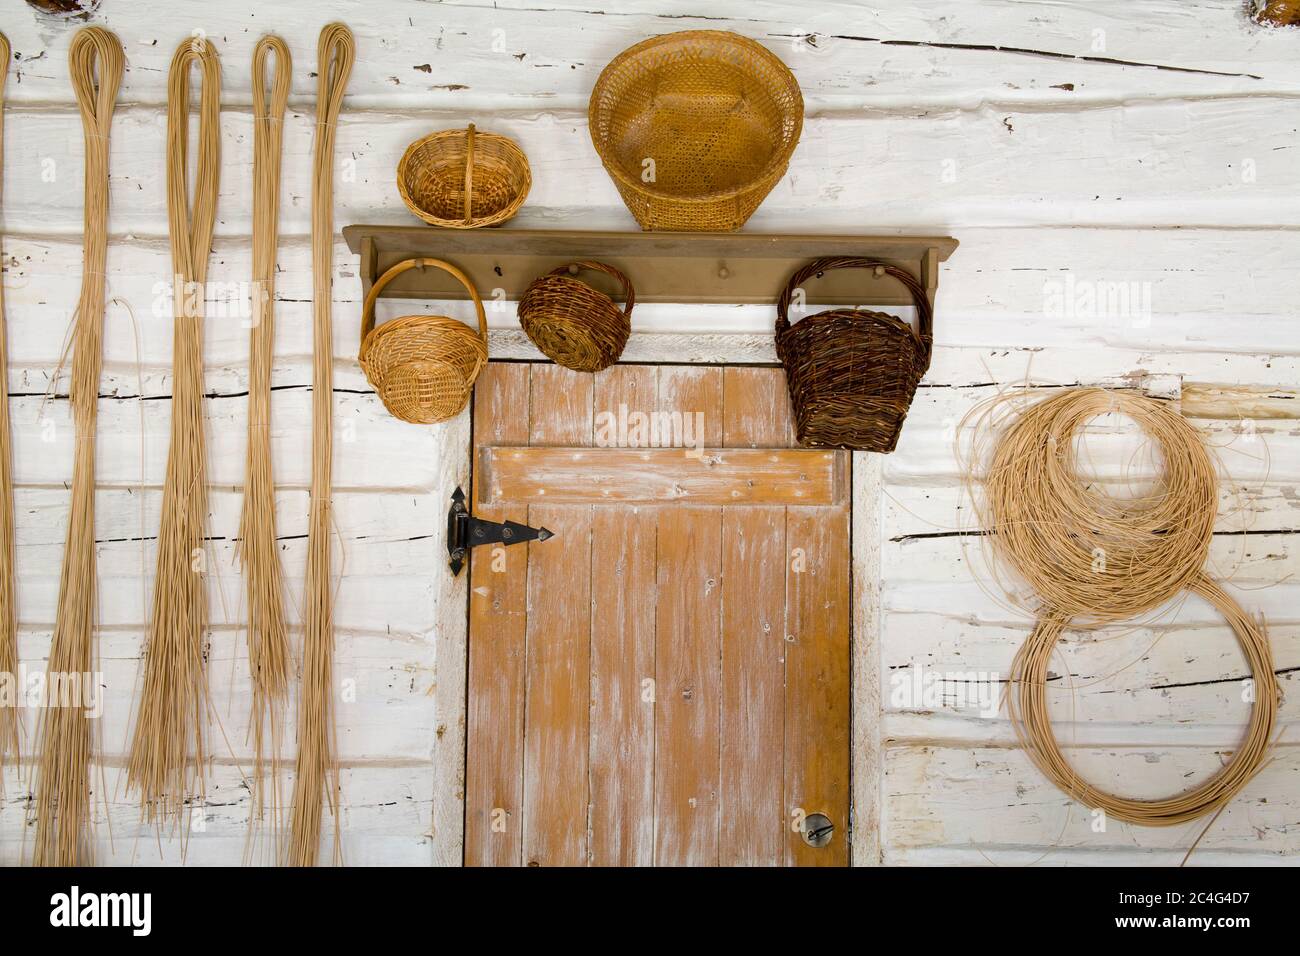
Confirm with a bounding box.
[802,812,834,848]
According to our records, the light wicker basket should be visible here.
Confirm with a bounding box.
[775,257,933,454]
[588,30,803,232]
[518,261,634,373]
[397,124,530,229]
[358,258,488,424]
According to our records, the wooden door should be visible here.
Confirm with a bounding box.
[464,363,850,866]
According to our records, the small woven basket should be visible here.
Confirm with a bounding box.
[518,261,634,372]
[397,124,531,229]
[775,257,933,453]
[359,258,489,424]
[588,30,803,232]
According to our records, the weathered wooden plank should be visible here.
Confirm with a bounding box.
[851,451,884,866]
[588,365,658,866]
[521,364,593,867]
[785,501,852,866]
[6,0,1298,109]
[478,446,842,506]
[4,100,1299,237]
[719,367,791,865]
[884,745,1300,855]
[464,363,531,867]
[0,762,437,867]
[653,367,723,866]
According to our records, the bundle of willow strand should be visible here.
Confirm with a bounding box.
[968,387,1277,827]
[240,33,291,825]
[31,26,123,867]
[970,388,1217,626]
[0,32,17,774]
[1008,574,1277,826]
[288,22,354,868]
[126,36,221,824]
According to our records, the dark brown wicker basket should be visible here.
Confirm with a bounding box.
[775,257,933,453]
[517,260,634,372]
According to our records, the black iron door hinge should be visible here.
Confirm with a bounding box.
[447,487,553,576]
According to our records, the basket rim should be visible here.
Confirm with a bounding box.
[396,125,532,228]
[587,30,804,204]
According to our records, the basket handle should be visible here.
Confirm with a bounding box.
[463,124,475,225]
[547,260,636,315]
[360,257,488,347]
[776,257,933,352]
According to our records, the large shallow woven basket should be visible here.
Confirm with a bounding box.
[588,30,803,232]
[518,261,634,372]
[359,258,488,424]
[775,257,933,453]
[397,124,531,229]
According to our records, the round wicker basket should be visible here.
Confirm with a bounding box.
[588,30,803,232]
[518,261,634,372]
[358,258,488,424]
[397,124,530,229]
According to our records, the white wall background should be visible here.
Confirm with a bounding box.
[0,0,1297,865]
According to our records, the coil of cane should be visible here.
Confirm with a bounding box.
[358,258,488,425]
[31,26,123,866]
[240,34,291,825]
[126,35,221,825]
[518,260,633,373]
[0,32,17,775]
[976,388,1217,626]
[397,124,530,229]
[1009,574,1278,826]
[289,22,354,868]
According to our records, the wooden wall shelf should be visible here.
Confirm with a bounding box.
[343,225,958,309]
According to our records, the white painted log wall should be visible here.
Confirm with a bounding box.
[0,0,1297,866]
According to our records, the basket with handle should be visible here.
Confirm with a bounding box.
[775,257,933,453]
[396,123,531,229]
[358,258,489,424]
[517,260,634,373]
[588,30,803,232]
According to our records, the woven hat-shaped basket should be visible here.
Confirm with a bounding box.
[775,257,933,453]
[397,124,531,229]
[359,258,489,424]
[588,30,803,232]
[518,260,634,373]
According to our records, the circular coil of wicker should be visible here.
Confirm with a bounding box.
[358,258,488,424]
[775,257,933,453]
[588,30,803,232]
[397,124,530,229]
[518,260,634,372]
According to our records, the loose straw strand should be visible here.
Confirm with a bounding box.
[126,35,221,825]
[241,33,291,834]
[0,31,18,777]
[31,25,124,866]
[288,22,354,868]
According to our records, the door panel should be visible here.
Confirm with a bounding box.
[465,362,851,866]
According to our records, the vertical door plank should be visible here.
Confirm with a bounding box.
[589,365,658,865]
[784,493,852,866]
[722,366,796,449]
[465,363,531,866]
[653,367,723,866]
[523,364,594,866]
[719,367,791,865]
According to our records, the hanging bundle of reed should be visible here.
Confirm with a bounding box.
[288,22,354,868]
[126,35,221,824]
[240,34,291,824]
[0,32,18,776]
[30,25,124,866]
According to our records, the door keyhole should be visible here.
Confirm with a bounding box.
[801,812,834,848]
